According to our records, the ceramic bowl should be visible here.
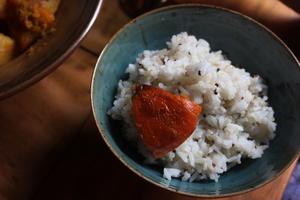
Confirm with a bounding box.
[91,5,300,197]
[0,0,102,99]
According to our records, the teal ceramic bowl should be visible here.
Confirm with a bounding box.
[91,5,300,197]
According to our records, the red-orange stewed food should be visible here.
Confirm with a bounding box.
[132,85,202,159]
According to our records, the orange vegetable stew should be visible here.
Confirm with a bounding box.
[0,0,61,65]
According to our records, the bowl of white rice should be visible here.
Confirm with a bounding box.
[91,4,300,197]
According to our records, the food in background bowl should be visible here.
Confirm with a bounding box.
[0,0,60,65]
[108,32,276,182]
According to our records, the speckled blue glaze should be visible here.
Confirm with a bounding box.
[91,5,300,197]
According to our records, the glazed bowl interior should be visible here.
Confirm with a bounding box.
[91,5,300,197]
[0,0,102,99]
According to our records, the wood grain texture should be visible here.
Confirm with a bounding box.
[0,0,298,199]
[0,48,97,200]
[81,0,130,55]
[32,115,297,200]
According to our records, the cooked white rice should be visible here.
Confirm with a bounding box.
[108,32,276,182]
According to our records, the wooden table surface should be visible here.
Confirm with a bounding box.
[0,0,299,200]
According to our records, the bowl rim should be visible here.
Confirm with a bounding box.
[0,0,103,100]
[91,4,300,198]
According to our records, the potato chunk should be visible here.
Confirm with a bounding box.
[41,0,61,13]
[0,33,15,65]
